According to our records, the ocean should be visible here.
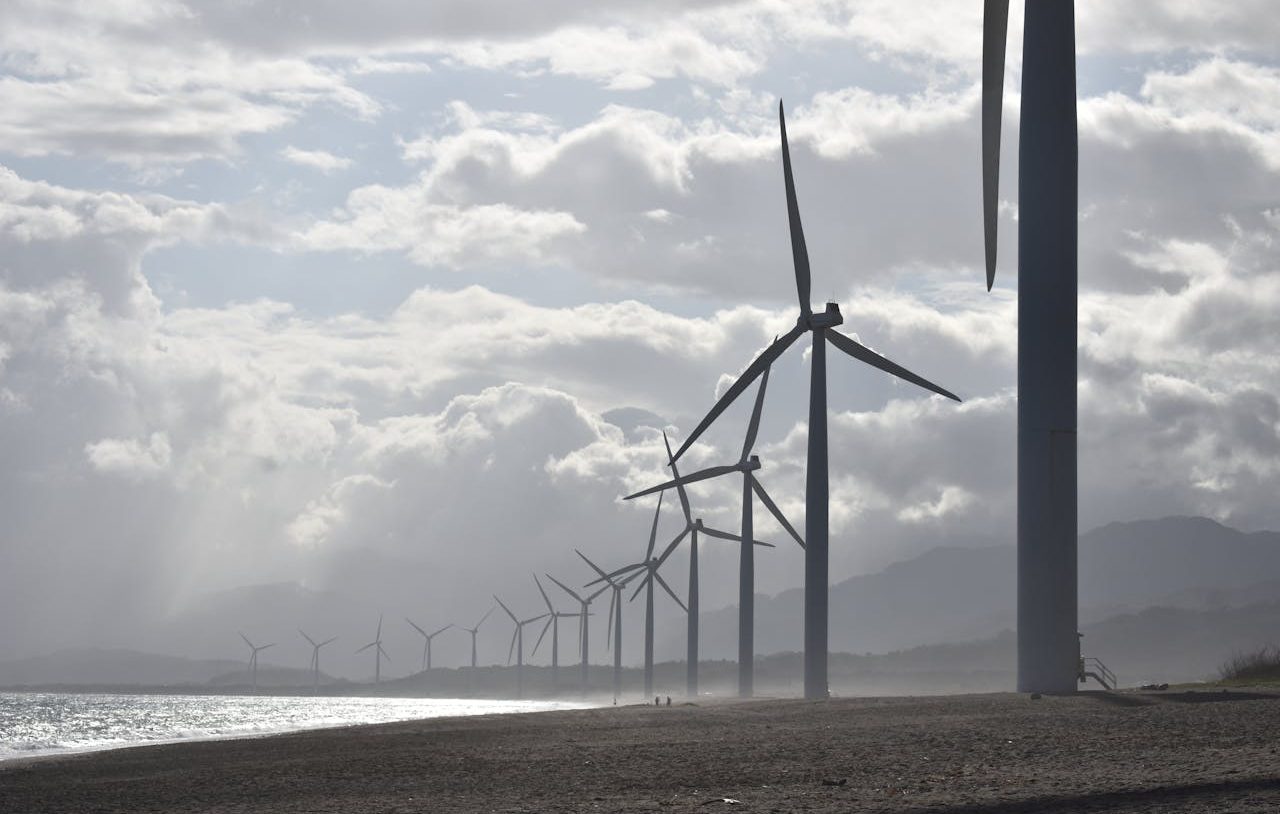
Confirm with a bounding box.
[0,691,590,761]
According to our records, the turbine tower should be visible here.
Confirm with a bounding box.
[626,367,803,697]
[532,574,581,691]
[672,102,961,699]
[577,550,639,700]
[238,633,274,691]
[406,618,452,673]
[298,629,337,693]
[355,614,390,685]
[546,571,609,697]
[494,595,548,698]
[460,606,495,670]
[629,432,771,698]
[983,0,1079,693]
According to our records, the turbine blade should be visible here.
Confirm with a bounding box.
[298,629,316,647]
[575,549,609,582]
[587,583,610,602]
[406,618,428,638]
[645,490,665,561]
[779,100,812,316]
[533,573,555,613]
[741,365,771,460]
[606,589,617,650]
[376,614,383,640]
[260,643,275,651]
[825,329,961,402]
[586,561,644,588]
[493,595,518,623]
[531,615,553,656]
[625,464,740,501]
[983,0,1010,291]
[239,632,254,649]
[752,476,805,548]
[629,571,653,603]
[546,573,584,603]
[356,642,375,654]
[698,525,742,542]
[320,637,338,647]
[508,628,518,665]
[430,625,452,639]
[674,325,804,461]
[663,432,694,525]
[476,606,495,629]
[653,571,688,614]
[655,526,691,568]
[379,644,390,662]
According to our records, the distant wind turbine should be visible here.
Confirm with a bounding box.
[626,368,803,697]
[531,574,581,691]
[406,618,452,673]
[671,102,961,699]
[238,632,274,691]
[494,595,548,699]
[460,607,496,669]
[545,572,608,697]
[355,614,390,685]
[297,629,337,693]
[577,550,640,700]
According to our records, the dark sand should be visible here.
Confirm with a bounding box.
[4,690,1280,812]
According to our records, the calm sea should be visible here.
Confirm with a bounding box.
[0,692,590,761]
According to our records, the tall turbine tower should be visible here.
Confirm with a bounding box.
[532,574,581,691]
[546,572,608,697]
[494,595,548,698]
[355,614,390,685]
[298,629,336,693]
[577,550,638,700]
[983,0,1079,693]
[407,619,452,674]
[239,633,273,691]
[460,607,495,670]
[672,102,962,699]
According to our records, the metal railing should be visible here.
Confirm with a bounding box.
[1079,656,1116,690]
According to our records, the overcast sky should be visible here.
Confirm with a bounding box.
[1,1,1278,660]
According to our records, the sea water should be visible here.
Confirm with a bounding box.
[0,692,590,761]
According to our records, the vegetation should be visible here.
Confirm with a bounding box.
[1219,646,1280,684]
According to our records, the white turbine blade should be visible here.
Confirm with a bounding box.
[663,432,694,526]
[741,365,771,461]
[653,571,688,614]
[624,464,739,501]
[546,573,584,604]
[674,326,805,461]
[533,573,555,613]
[493,595,519,623]
[780,100,812,318]
[983,0,1010,291]
[406,618,428,638]
[825,329,961,402]
[752,475,805,548]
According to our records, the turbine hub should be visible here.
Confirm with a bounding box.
[804,301,843,330]
[744,455,762,471]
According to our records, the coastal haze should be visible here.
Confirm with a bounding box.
[1,0,1279,716]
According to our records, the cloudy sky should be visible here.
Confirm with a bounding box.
[1,1,1278,661]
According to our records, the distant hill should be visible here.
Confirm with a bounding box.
[0,648,247,687]
[683,516,1280,660]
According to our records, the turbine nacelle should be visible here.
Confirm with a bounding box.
[802,302,843,330]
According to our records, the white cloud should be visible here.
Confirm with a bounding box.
[85,432,172,478]
[280,146,353,173]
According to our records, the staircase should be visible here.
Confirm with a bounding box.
[1079,656,1116,690]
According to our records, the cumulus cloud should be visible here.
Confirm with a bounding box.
[280,146,353,173]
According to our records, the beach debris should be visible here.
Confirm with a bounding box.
[821,778,847,787]
[700,798,741,805]
[1030,693,1042,700]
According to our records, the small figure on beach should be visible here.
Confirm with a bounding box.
[654,696,660,706]
[665,696,671,707]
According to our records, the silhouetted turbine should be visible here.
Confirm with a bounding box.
[626,368,802,697]
[671,102,961,699]
[298,629,337,694]
[238,632,274,691]
[577,550,640,700]
[406,618,452,673]
[532,574,582,692]
[461,606,495,670]
[355,614,390,685]
[546,572,608,698]
[982,0,1080,693]
[494,595,548,699]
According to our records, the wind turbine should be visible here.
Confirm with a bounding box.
[982,0,1079,693]
[633,431,770,698]
[626,368,803,697]
[494,595,548,698]
[460,607,495,669]
[297,629,337,693]
[406,618,452,673]
[531,574,581,692]
[576,550,640,700]
[589,492,686,698]
[545,572,608,697]
[239,633,274,691]
[670,102,962,699]
[355,614,390,685]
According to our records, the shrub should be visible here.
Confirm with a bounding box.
[1219,645,1280,682]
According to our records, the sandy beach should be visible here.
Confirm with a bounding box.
[3,689,1280,813]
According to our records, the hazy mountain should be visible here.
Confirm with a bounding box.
[0,648,247,687]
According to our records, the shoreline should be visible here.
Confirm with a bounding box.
[4,689,1280,812]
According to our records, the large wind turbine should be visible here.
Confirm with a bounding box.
[982,0,1079,693]
[239,633,274,691]
[546,572,608,697]
[297,629,337,693]
[626,368,803,697]
[577,550,639,700]
[630,431,772,698]
[590,492,686,697]
[671,103,961,699]
[406,618,452,673]
[494,595,548,698]
[355,614,390,685]
[460,607,495,669]
[531,574,581,691]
